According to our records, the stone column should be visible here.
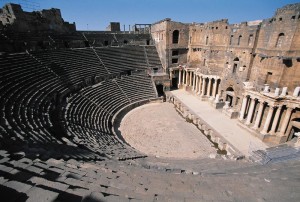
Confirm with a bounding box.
[198,76,203,95]
[212,79,218,97]
[207,77,212,96]
[245,98,256,125]
[278,107,293,136]
[190,71,193,86]
[185,71,189,86]
[169,70,173,86]
[201,77,207,96]
[252,101,264,130]
[269,106,282,135]
[183,70,186,85]
[169,70,173,79]
[195,75,199,92]
[178,70,182,87]
[193,73,196,91]
[239,96,248,121]
[261,105,275,135]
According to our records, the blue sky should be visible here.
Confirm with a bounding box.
[0,0,299,30]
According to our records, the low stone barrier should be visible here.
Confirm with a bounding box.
[167,94,244,160]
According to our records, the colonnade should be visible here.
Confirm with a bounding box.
[177,69,220,98]
[239,94,294,137]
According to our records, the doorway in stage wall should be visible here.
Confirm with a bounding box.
[225,87,234,107]
[156,84,164,97]
[287,118,300,141]
[171,77,178,89]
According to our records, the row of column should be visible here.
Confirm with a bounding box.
[178,69,219,98]
[239,95,294,136]
[178,69,193,87]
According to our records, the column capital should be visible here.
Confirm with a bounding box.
[285,106,294,112]
[274,104,283,109]
[257,98,265,103]
[268,104,275,109]
[242,93,249,97]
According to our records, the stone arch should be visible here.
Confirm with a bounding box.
[233,57,239,73]
[238,35,242,45]
[226,86,234,92]
[248,34,253,46]
[287,117,300,141]
[275,33,285,47]
[205,36,209,45]
[225,86,235,106]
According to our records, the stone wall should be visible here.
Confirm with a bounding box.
[158,3,300,107]
[0,3,76,33]
[151,19,189,71]
[250,4,300,92]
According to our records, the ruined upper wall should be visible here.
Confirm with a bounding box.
[275,3,300,16]
[151,19,190,69]
[190,19,229,46]
[256,3,300,56]
[0,3,76,33]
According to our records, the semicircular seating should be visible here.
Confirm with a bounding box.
[0,46,158,161]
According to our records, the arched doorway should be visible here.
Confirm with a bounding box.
[225,87,234,107]
[287,118,300,141]
[156,84,164,97]
[233,57,239,74]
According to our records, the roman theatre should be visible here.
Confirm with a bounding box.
[0,2,299,202]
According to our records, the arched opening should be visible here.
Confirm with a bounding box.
[172,30,179,44]
[205,36,209,45]
[287,118,300,141]
[225,87,234,107]
[156,84,164,97]
[275,33,284,47]
[233,57,239,74]
[229,35,233,45]
[123,40,128,44]
[226,87,234,91]
[248,34,253,46]
[237,35,242,46]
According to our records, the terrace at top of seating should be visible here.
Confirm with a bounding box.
[31,48,108,86]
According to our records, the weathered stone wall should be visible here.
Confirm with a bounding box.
[250,4,300,91]
[151,19,168,69]
[106,22,121,31]
[188,20,230,75]
[161,3,300,106]
[187,19,260,107]
[151,19,189,70]
[0,3,76,33]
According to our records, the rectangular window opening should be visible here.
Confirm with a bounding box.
[172,50,179,56]
[172,58,178,64]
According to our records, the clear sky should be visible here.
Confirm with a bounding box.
[0,0,299,30]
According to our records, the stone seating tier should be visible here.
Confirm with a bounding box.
[0,47,158,161]
[0,149,299,201]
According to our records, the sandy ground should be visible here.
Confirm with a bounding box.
[120,102,216,159]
